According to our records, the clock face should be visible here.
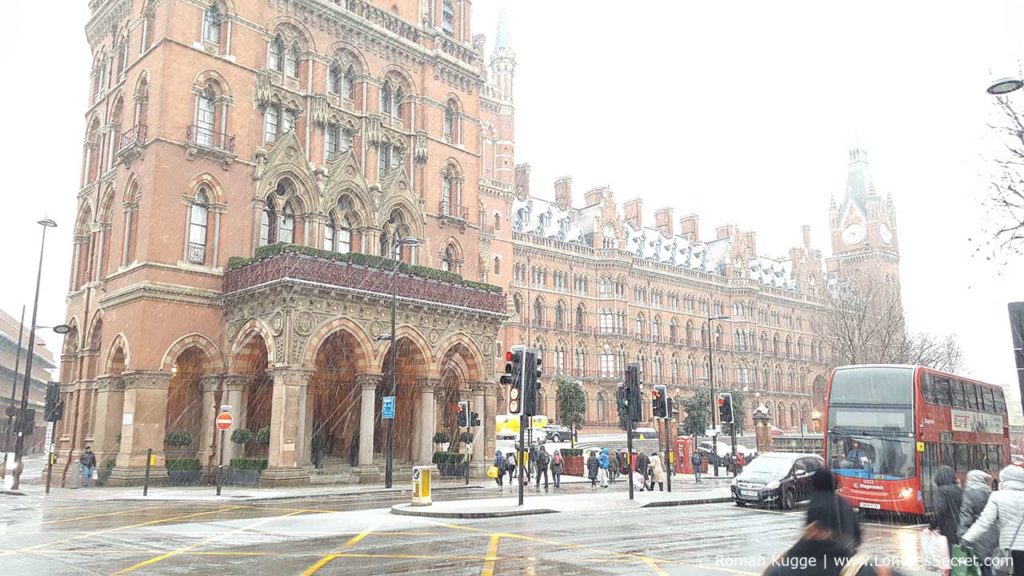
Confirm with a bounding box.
[880,224,893,245]
[842,224,866,246]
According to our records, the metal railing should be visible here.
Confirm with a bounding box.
[118,124,147,152]
[187,124,235,153]
[439,201,469,221]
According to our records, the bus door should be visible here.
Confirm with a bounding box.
[921,442,939,512]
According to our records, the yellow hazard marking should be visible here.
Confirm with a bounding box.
[481,534,501,576]
[300,523,378,575]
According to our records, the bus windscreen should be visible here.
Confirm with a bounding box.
[828,366,914,405]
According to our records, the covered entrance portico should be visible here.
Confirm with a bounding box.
[222,249,504,486]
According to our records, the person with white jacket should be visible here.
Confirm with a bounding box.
[963,465,1024,576]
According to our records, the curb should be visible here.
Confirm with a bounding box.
[390,503,558,519]
[640,496,734,508]
[99,484,485,503]
[0,490,27,496]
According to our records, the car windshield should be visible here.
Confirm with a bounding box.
[742,457,794,476]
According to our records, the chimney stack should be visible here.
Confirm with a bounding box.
[623,198,643,229]
[584,186,606,206]
[679,214,700,242]
[654,208,674,236]
[801,225,811,247]
[515,163,531,197]
[554,177,573,209]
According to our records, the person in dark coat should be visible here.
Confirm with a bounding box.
[586,450,600,489]
[763,469,895,576]
[959,470,995,576]
[929,465,964,554]
[493,449,507,489]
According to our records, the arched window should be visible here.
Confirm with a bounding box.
[442,1,455,36]
[259,196,276,246]
[328,63,343,96]
[278,202,295,244]
[575,304,586,331]
[596,392,607,423]
[285,42,300,78]
[533,298,544,326]
[268,35,285,73]
[441,244,456,272]
[325,125,353,162]
[343,66,356,99]
[324,212,336,251]
[493,256,500,275]
[380,83,392,116]
[187,189,210,264]
[686,321,694,346]
[202,3,222,45]
[513,293,523,317]
[653,317,662,341]
[392,87,403,118]
[195,84,217,147]
[493,212,501,232]
[444,100,459,143]
[441,175,454,215]
[715,326,724,349]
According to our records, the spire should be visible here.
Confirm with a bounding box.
[845,147,875,207]
[495,1,511,50]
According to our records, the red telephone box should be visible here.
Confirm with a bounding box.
[675,436,695,475]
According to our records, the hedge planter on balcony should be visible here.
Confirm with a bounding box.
[432,452,469,478]
[225,458,267,486]
[166,458,202,486]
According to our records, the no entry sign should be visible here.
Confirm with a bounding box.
[216,412,233,431]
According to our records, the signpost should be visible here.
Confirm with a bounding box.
[216,408,232,496]
[382,396,396,419]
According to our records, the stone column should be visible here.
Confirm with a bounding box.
[471,382,487,465]
[197,376,221,469]
[417,378,438,465]
[356,374,383,467]
[483,382,497,466]
[91,375,125,466]
[108,370,171,486]
[223,374,249,462]
[262,368,313,487]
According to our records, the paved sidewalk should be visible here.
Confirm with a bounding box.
[391,485,733,518]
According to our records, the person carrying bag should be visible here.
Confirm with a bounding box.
[964,465,1024,576]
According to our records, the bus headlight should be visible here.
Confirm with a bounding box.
[899,487,914,499]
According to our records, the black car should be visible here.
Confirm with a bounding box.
[731,452,824,510]
[543,424,571,442]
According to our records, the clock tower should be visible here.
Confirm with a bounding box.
[826,148,901,290]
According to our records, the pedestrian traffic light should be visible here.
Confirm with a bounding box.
[523,349,542,416]
[503,346,525,414]
[457,401,469,427]
[718,392,734,425]
[44,382,63,422]
[470,411,481,427]
[652,385,668,418]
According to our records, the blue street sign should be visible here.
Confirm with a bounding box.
[382,396,396,419]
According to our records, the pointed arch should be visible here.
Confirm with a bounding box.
[227,319,276,372]
[160,333,223,373]
[302,317,373,369]
[106,333,131,375]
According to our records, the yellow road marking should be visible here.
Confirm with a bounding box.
[37,506,174,525]
[112,509,308,574]
[0,506,244,558]
[300,523,378,576]
[336,553,492,560]
[642,557,669,576]
[481,534,501,576]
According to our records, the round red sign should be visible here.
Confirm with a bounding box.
[215,412,233,431]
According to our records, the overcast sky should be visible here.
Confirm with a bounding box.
[1,1,1022,402]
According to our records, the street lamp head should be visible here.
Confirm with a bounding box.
[51,324,71,335]
[987,77,1024,95]
[38,218,57,228]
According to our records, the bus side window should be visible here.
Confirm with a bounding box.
[951,380,966,409]
[978,386,987,412]
[966,383,979,410]
[988,445,1001,470]
[941,443,955,468]
[955,444,970,472]
[935,378,952,406]
[998,445,1006,467]
[994,388,1007,415]
[985,388,997,414]
[922,374,937,404]
[973,444,986,471]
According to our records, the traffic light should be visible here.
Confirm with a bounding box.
[470,411,481,427]
[502,347,524,414]
[624,363,642,422]
[44,382,63,422]
[457,401,469,427]
[718,392,734,425]
[523,349,542,416]
[652,385,668,418]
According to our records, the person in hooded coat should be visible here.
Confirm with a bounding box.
[763,469,894,576]
[586,450,600,489]
[493,449,506,489]
[649,452,667,492]
[964,465,1024,576]
[959,470,995,576]
[598,448,610,488]
[929,465,964,554]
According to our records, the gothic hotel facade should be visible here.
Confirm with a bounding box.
[61,0,899,485]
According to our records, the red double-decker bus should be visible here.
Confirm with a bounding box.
[824,365,1010,516]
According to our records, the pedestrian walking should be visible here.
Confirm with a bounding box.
[964,465,1024,576]
[505,451,517,485]
[691,452,703,484]
[550,449,563,488]
[649,452,666,492]
[79,446,97,488]
[958,470,995,576]
[928,465,964,556]
[528,442,538,482]
[493,449,507,490]
[763,468,894,575]
[636,450,650,486]
[598,447,610,488]
[735,452,746,474]
[586,450,600,489]
[535,445,550,489]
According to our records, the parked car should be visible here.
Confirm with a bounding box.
[543,424,571,442]
[698,441,752,464]
[731,452,825,510]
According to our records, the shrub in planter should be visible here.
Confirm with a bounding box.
[164,430,194,447]
[431,451,468,477]
[255,427,271,445]
[432,432,451,445]
[225,458,267,486]
[166,458,201,486]
[231,428,254,445]
[458,431,474,444]
[229,458,268,471]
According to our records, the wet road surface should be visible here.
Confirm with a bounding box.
[0,490,934,575]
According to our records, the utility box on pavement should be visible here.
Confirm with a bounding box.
[412,466,432,506]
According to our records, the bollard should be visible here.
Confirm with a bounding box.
[412,466,432,506]
[143,448,152,496]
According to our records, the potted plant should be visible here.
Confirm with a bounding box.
[231,428,254,447]
[432,432,451,451]
[255,426,270,446]
[559,448,585,476]
[431,451,468,477]
[165,430,194,450]
[226,458,267,486]
[166,458,202,485]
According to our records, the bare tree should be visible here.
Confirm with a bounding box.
[984,97,1024,254]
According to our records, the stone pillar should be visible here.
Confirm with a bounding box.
[108,370,172,486]
[356,374,382,467]
[417,378,438,465]
[197,376,221,468]
[91,375,125,467]
[223,375,249,462]
[484,382,497,466]
[752,403,773,455]
[471,382,487,465]
[262,368,312,487]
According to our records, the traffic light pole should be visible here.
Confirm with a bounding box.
[664,415,672,492]
[518,351,527,507]
[517,413,525,506]
[626,408,634,501]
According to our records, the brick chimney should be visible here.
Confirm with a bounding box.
[679,214,699,242]
[515,163,531,197]
[801,224,811,247]
[623,198,643,229]
[554,177,573,209]
[743,230,758,257]
[584,187,605,206]
[716,224,737,240]
[654,208,674,236]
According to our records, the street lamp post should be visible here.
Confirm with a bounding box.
[707,314,729,478]
[11,218,57,491]
[381,237,420,489]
